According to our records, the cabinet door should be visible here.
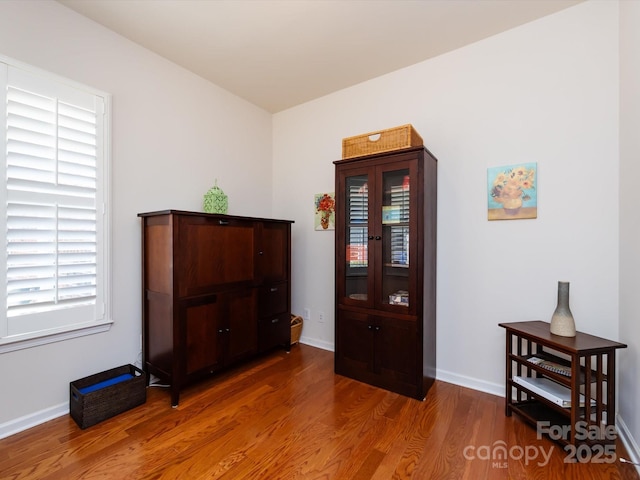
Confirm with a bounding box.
[336,158,421,314]
[181,289,258,376]
[374,316,418,392]
[336,309,418,396]
[224,288,258,364]
[336,166,375,308]
[182,295,224,376]
[376,160,419,315]
[335,309,374,377]
[257,222,290,283]
[177,215,256,297]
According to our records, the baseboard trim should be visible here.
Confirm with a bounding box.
[0,402,68,440]
[298,336,334,352]
[436,368,503,398]
[617,414,640,474]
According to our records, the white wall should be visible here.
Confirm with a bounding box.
[274,0,620,400]
[619,0,640,465]
[0,0,273,435]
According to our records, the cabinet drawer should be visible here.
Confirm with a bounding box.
[258,312,290,352]
[259,282,288,317]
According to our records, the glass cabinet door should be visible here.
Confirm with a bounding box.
[381,167,410,309]
[344,174,369,302]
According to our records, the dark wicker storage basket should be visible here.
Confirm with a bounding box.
[70,364,146,429]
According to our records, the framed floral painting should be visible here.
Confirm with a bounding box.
[315,192,335,230]
[487,163,537,220]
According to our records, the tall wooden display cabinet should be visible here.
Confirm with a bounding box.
[334,146,437,399]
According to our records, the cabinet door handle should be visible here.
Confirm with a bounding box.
[271,318,279,324]
[219,220,229,225]
[375,236,381,240]
[218,329,224,334]
[259,251,264,255]
[368,236,374,240]
[270,287,278,292]
[375,326,381,331]
[225,328,230,332]
[368,325,373,330]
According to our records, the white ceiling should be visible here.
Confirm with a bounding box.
[57,0,583,113]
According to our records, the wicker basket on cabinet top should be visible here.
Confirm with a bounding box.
[342,124,423,159]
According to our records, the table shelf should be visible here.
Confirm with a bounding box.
[499,321,626,448]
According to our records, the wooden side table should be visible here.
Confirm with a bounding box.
[499,321,627,447]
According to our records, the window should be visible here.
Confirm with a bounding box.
[0,57,111,352]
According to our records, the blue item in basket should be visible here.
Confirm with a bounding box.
[77,373,134,394]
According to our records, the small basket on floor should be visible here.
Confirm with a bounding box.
[290,315,303,345]
[70,364,146,429]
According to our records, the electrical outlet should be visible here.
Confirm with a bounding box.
[303,308,311,321]
[318,311,325,323]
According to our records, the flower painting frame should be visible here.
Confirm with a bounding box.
[315,192,335,230]
[487,163,537,220]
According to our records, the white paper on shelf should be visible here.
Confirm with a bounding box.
[513,376,595,408]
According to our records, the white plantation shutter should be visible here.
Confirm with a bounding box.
[348,179,368,268]
[1,60,111,345]
[389,185,409,266]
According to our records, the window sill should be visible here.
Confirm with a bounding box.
[0,321,113,354]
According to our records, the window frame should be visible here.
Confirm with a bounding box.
[0,54,112,353]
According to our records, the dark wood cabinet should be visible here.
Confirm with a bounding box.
[139,210,293,406]
[334,146,437,400]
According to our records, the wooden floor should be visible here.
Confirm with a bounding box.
[1,344,639,479]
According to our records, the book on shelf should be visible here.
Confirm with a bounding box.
[346,244,367,266]
[527,356,572,377]
[513,376,595,408]
[382,205,402,224]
